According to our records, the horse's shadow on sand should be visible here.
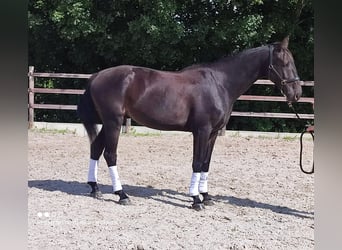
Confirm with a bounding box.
[28,179,313,219]
[213,195,314,219]
[28,179,190,208]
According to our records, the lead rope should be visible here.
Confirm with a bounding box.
[288,103,314,174]
[299,130,314,174]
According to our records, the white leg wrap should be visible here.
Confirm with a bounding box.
[87,159,98,182]
[199,172,208,193]
[189,172,201,196]
[108,166,122,192]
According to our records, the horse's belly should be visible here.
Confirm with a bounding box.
[126,103,190,131]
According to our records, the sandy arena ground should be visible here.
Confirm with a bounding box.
[28,129,314,250]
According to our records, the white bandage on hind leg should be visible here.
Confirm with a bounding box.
[108,166,122,192]
[87,159,98,182]
[189,172,201,196]
[199,172,209,193]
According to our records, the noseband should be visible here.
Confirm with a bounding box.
[268,45,300,86]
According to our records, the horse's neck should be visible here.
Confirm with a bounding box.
[218,46,269,101]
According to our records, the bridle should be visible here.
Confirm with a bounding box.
[268,45,314,175]
[268,45,300,89]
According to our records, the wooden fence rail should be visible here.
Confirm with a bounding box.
[28,66,314,130]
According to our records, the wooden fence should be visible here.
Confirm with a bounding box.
[28,66,314,131]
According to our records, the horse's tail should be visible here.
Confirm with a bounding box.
[77,73,101,143]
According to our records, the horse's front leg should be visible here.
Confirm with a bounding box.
[189,128,211,211]
[200,132,218,206]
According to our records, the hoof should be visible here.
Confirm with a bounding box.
[192,203,205,211]
[90,190,103,200]
[119,198,132,205]
[203,199,215,206]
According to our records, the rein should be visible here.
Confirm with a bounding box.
[288,103,314,175]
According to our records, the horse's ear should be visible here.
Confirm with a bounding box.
[281,36,289,49]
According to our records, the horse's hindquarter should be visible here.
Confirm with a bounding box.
[90,65,135,117]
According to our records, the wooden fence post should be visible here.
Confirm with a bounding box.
[28,66,35,129]
[218,126,226,136]
[124,118,131,133]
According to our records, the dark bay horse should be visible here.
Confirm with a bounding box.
[77,37,302,210]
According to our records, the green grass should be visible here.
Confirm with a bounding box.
[30,127,77,135]
[121,127,161,137]
[229,131,241,137]
[131,132,161,137]
[282,135,299,141]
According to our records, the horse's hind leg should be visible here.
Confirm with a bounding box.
[87,127,105,199]
[103,116,131,205]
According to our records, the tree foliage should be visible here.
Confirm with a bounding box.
[28,0,314,132]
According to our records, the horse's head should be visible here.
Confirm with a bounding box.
[268,36,302,103]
